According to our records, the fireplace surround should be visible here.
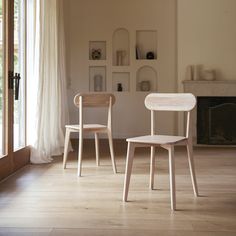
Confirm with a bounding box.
[183,80,236,146]
[197,97,236,145]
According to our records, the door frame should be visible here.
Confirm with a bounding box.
[0,0,30,181]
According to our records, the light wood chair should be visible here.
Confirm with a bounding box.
[63,93,117,176]
[123,93,199,210]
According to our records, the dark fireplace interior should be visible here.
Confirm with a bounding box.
[197,97,236,145]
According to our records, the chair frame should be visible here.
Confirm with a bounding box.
[123,93,199,210]
[63,93,117,176]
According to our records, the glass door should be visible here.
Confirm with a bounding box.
[0,0,29,181]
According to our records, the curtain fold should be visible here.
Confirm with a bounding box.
[27,0,69,163]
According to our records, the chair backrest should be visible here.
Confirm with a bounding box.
[145,93,196,111]
[144,93,196,137]
[74,93,115,108]
[73,93,115,129]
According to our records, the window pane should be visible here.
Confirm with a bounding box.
[14,0,25,150]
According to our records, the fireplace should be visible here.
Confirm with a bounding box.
[197,97,236,145]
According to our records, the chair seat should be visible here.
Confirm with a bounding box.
[126,135,187,145]
[66,124,107,132]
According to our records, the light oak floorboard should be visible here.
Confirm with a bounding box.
[0,140,235,235]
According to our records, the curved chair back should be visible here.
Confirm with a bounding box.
[145,93,196,111]
[74,93,116,108]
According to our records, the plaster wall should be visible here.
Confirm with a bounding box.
[64,0,177,138]
[177,0,236,134]
[177,0,236,86]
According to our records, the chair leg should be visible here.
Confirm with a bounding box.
[123,142,135,202]
[186,143,199,197]
[77,132,83,177]
[149,146,155,189]
[107,130,117,174]
[63,128,71,169]
[168,146,176,211]
[95,132,100,166]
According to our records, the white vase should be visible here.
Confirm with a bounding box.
[116,50,122,66]
[94,74,103,91]
[185,65,194,80]
[193,64,201,80]
[140,80,150,91]
[203,69,216,81]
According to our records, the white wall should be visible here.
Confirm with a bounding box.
[177,0,236,87]
[177,0,236,134]
[64,0,177,138]
[64,0,236,138]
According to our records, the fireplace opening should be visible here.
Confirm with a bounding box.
[197,97,236,145]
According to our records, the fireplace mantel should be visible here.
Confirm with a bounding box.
[183,80,236,146]
[182,80,236,97]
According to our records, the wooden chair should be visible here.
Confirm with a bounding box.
[63,93,117,176]
[123,93,199,210]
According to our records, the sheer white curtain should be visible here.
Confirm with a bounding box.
[27,0,69,163]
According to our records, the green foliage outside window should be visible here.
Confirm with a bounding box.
[0,0,19,16]
[0,0,20,123]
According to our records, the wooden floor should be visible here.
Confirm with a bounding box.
[0,140,236,236]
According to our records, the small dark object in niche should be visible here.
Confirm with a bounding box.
[146,51,155,60]
[117,83,123,92]
[91,49,101,60]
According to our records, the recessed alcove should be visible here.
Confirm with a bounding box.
[136,66,157,92]
[112,28,130,66]
[136,30,157,60]
[112,72,130,92]
[89,66,106,92]
[89,41,106,60]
